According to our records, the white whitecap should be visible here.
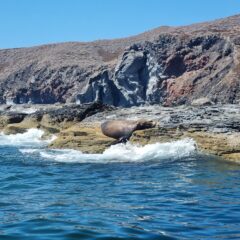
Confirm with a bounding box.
[0,128,56,147]
[19,148,41,154]
[1,129,197,163]
[38,138,197,163]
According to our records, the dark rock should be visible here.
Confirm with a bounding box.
[28,102,114,124]
[41,102,114,123]
[0,112,27,127]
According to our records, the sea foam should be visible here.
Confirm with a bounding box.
[0,128,197,163]
[0,128,55,146]
[38,138,197,163]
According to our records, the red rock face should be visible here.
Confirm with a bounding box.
[0,15,240,106]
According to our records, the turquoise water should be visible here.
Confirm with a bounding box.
[0,130,240,239]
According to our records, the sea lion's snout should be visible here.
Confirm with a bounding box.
[137,120,157,130]
[149,120,156,128]
[152,121,158,127]
[152,121,162,128]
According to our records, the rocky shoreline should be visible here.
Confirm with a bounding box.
[1,15,240,163]
[1,103,240,163]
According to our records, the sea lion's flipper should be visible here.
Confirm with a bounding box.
[110,138,127,146]
[109,134,131,146]
[118,137,129,144]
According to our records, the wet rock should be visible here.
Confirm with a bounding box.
[0,112,27,128]
[48,123,112,153]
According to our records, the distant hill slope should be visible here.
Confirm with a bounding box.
[0,14,240,106]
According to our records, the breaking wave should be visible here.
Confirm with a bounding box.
[0,128,56,146]
[0,128,197,163]
[24,139,197,163]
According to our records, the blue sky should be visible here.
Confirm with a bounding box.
[0,0,240,49]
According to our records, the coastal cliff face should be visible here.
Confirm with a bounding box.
[0,15,240,106]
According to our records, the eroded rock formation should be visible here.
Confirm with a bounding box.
[1,15,240,106]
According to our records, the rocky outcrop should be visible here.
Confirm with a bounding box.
[48,123,112,153]
[1,103,240,162]
[49,104,240,163]
[0,15,240,106]
[109,34,236,106]
[0,112,27,128]
[0,102,114,134]
[50,104,240,163]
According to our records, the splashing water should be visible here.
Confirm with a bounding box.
[0,128,197,163]
[0,128,56,146]
[7,132,196,164]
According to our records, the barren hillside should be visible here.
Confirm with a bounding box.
[0,14,240,106]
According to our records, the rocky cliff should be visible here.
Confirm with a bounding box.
[1,15,240,106]
[1,103,240,163]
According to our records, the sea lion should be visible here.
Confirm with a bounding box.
[101,120,156,144]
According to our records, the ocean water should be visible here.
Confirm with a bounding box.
[0,129,240,240]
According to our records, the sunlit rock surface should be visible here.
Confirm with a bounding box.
[0,15,240,106]
[1,103,240,162]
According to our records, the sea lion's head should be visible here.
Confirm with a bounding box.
[136,120,157,130]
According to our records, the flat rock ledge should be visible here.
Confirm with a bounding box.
[1,103,240,163]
